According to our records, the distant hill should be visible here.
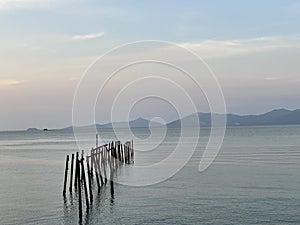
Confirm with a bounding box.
[27,109,300,131]
[167,109,300,127]
[59,117,163,131]
[96,117,162,128]
[226,109,300,126]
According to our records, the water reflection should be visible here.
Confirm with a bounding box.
[63,182,116,225]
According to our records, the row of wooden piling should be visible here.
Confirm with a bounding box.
[62,139,134,221]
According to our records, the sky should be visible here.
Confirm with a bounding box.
[0,0,300,130]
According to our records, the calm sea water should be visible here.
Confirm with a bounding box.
[0,126,300,225]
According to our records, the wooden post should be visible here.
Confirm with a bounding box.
[109,146,114,197]
[121,144,125,164]
[120,143,123,163]
[127,144,130,164]
[86,157,93,204]
[107,145,111,177]
[117,141,121,163]
[111,143,114,167]
[119,142,121,164]
[74,152,79,190]
[90,149,94,177]
[123,144,126,164]
[80,158,89,210]
[101,150,107,184]
[116,141,120,169]
[63,155,69,195]
[97,154,104,186]
[131,140,134,164]
[69,154,74,192]
[77,157,82,220]
[96,135,98,148]
[127,143,129,164]
[92,154,101,192]
[110,167,114,197]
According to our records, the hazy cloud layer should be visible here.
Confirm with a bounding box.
[179,36,300,59]
[0,79,22,86]
[0,0,55,9]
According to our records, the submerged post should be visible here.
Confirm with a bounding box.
[63,155,69,196]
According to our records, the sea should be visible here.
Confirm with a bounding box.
[0,125,300,225]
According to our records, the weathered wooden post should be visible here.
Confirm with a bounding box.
[96,149,104,186]
[109,145,114,197]
[124,144,126,164]
[96,134,99,148]
[127,142,131,164]
[74,152,79,190]
[128,144,131,164]
[80,157,89,210]
[90,149,94,177]
[131,140,134,164]
[63,155,69,196]
[120,144,123,163]
[122,144,126,164]
[69,153,74,192]
[101,150,107,184]
[86,156,93,204]
[110,166,114,197]
[110,142,115,170]
[77,157,82,220]
[96,153,104,187]
[120,143,123,163]
[127,143,130,164]
[92,153,101,192]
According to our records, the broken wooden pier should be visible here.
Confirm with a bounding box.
[62,138,134,221]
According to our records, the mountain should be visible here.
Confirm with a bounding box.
[167,108,300,127]
[59,117,163,131]
[96,117,162,128]
[31,108,300,132]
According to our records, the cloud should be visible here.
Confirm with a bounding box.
[0,0,55,9]
[0,79,23,86]
[70,32,104,41]
[179,35,300,59]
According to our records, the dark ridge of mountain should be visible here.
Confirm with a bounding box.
[167,109,300,127]
[226,108,300,126]
[42,108,300,131]
[59,117,163,131]
[94,117,162,128]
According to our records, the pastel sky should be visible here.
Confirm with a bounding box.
[0,0,300,130]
